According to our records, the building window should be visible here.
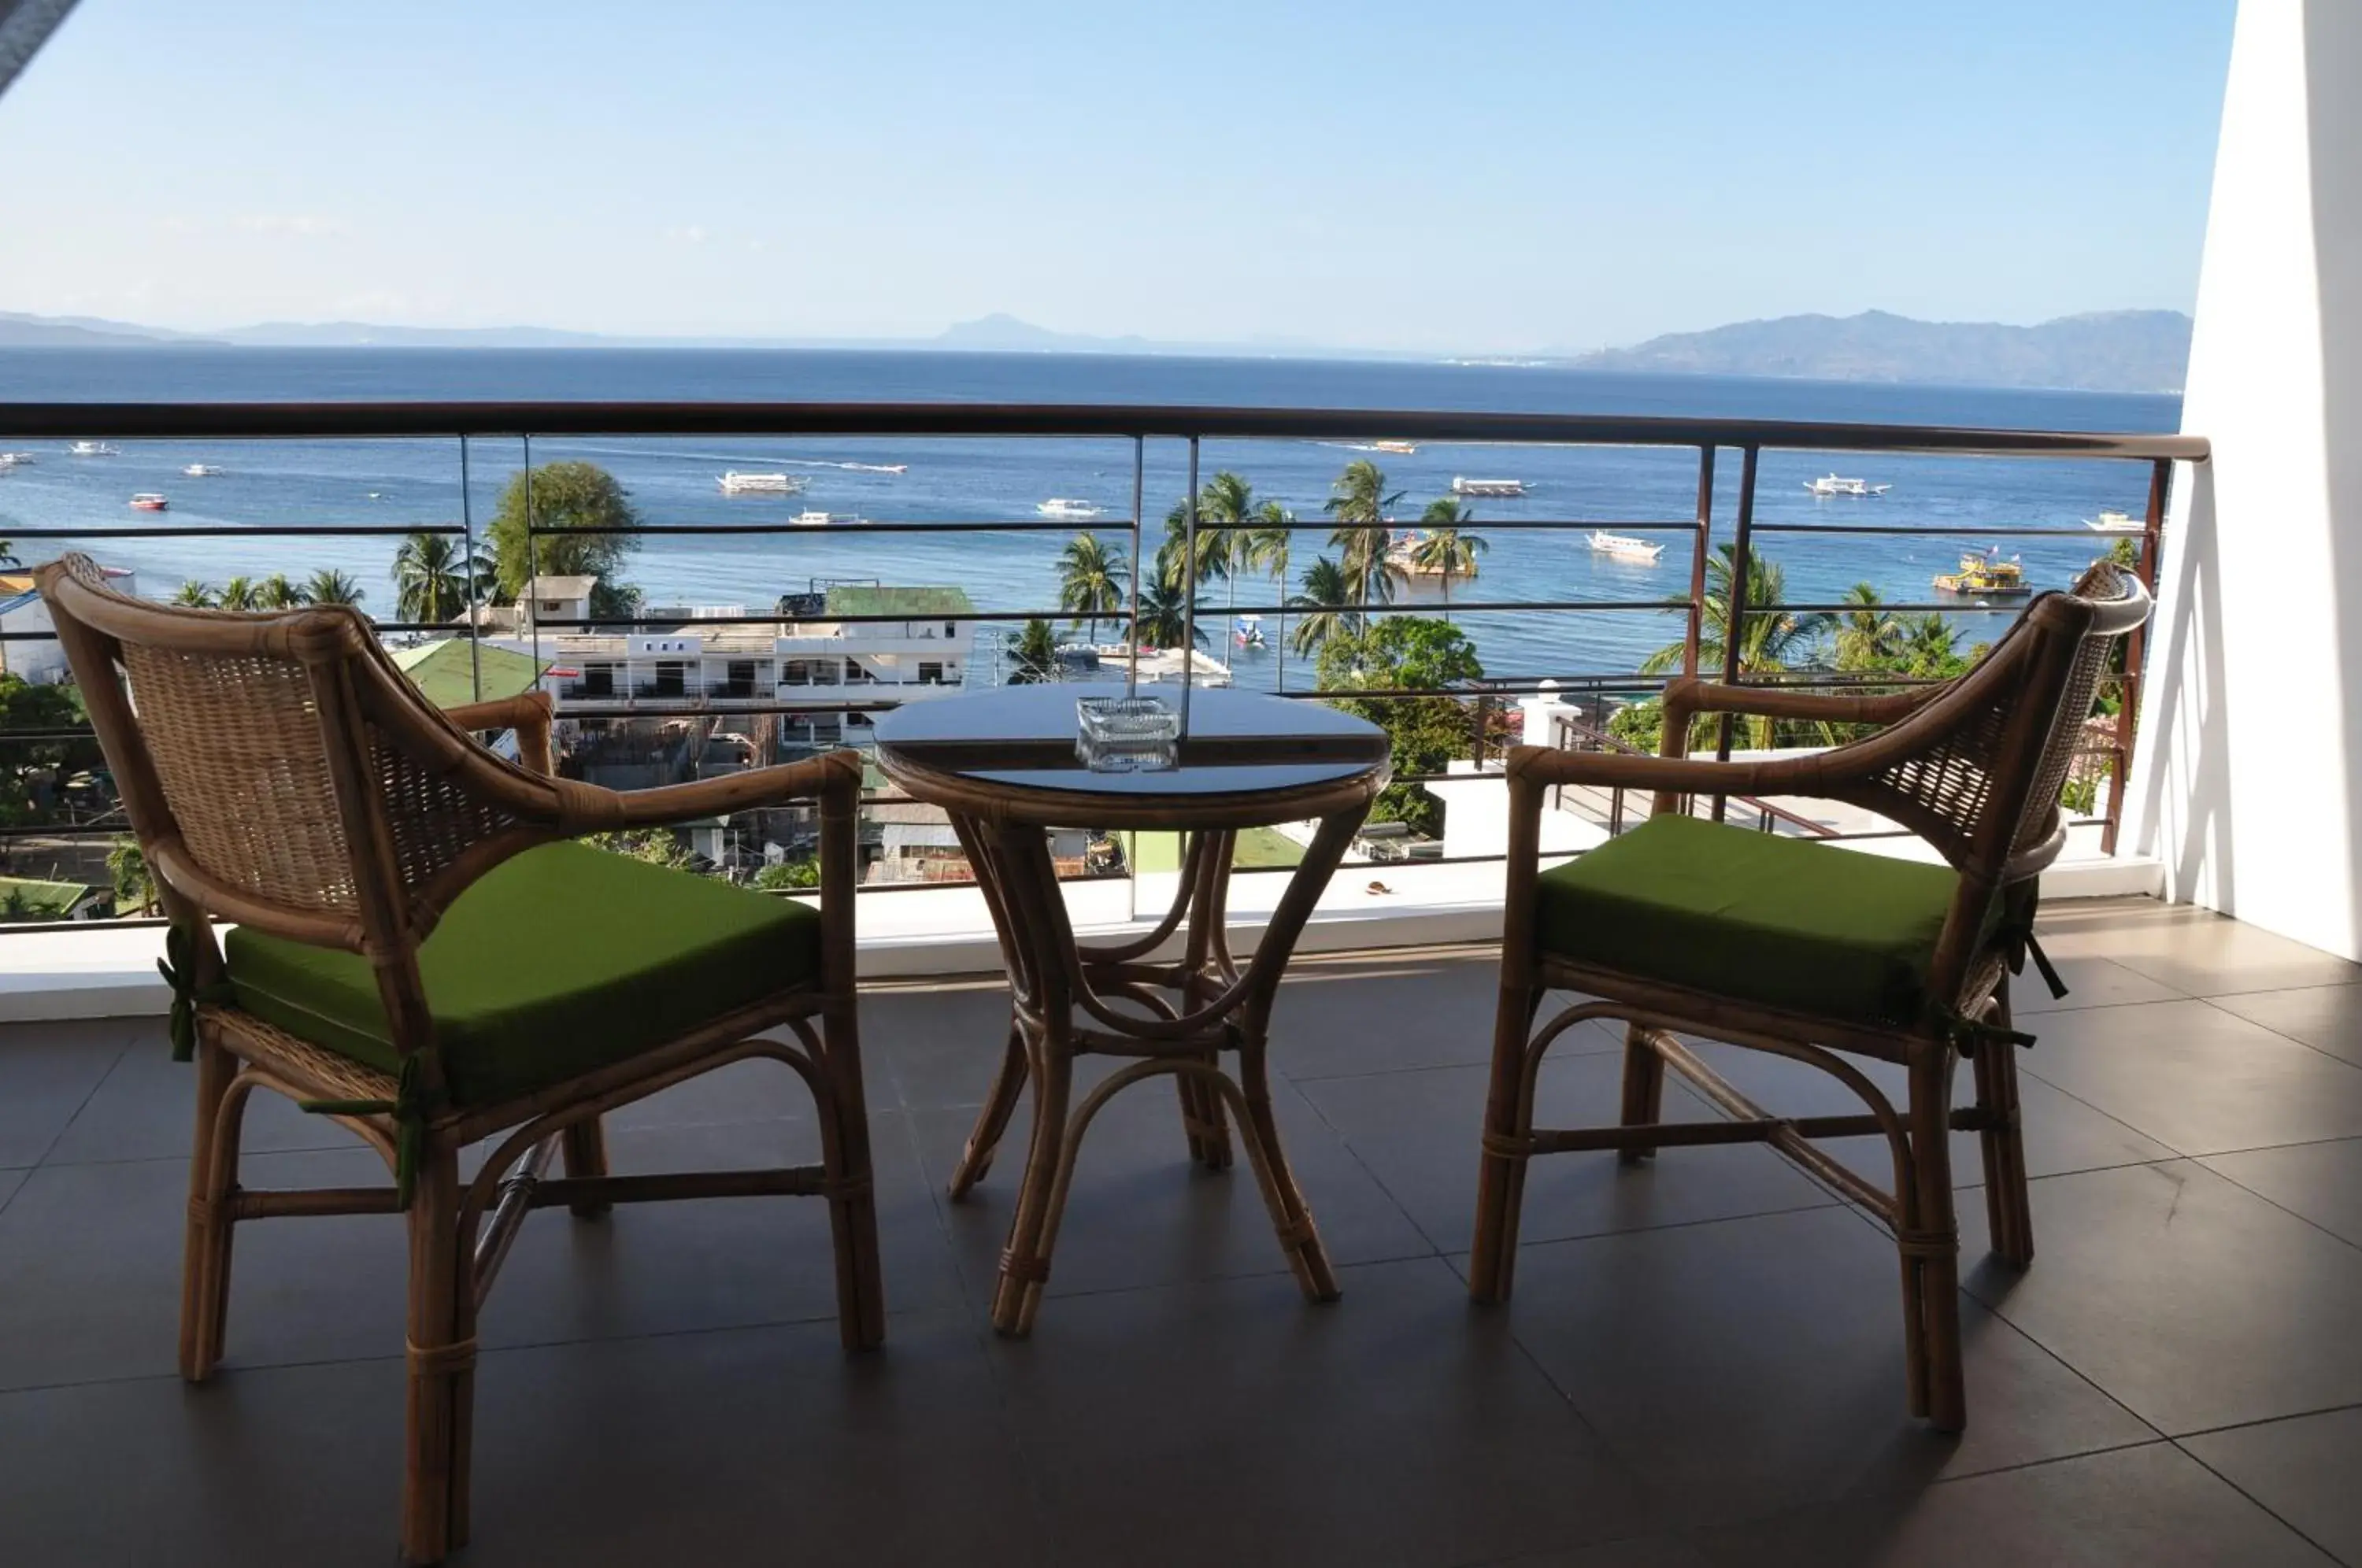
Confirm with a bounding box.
[582,665,614,697]
[654,661,687,697]
[918,661,944,685]
[724,660,756,697]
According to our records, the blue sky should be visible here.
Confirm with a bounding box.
[0,0,2237,350]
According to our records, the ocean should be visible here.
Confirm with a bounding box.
[0,348,2179,690]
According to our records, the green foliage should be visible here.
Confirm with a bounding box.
[172,581,217,608]
[1314,619,1485,837]
[107,835,154,915]
[1410,499,1487,609]
[0,674,102,828]
[1287,556,1351,658]
[583,828,694,870]
[1009,618,1060,684]
[1133,579,1204,651]
[257,573,309,610]
[217,576,259,612]
[394,531,494,625]
[303,568,365,607]
[1055,531,1128,641]
[487,461,644,616]
[752,858,820,891]
[1323,460,1402,623]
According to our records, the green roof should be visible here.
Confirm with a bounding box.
[822,585,975,620]
[0,876,95,916]
[391,638,547,708]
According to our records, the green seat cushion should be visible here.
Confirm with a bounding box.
[1534,814,1983,1029]
[224,841,823,1108]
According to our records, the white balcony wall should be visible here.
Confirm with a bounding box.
[2127,0,2362,958]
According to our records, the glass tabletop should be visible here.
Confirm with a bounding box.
[872,685,1389,799]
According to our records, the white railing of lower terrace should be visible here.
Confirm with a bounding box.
[0,401,2208,1016]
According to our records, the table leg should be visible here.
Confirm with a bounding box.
[948,1022,1028,1200]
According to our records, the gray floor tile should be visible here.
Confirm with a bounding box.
[2182,1406,2362,1568]
[987,1256,1663,1568]
[2212,983,2362,1068]
[1297,1053,1831,1255]
[2040,905,2361,998]
[2201,1137,2362,1250]
[2009,954,2186,1014]
[39,1027,368,1165]
[1268,952,1620,1080]
[913,1060,1433,1306]
[0,1018,135,1166]
[1960,1161,2362,1435]
[1484,1538,1717,1568]
[1690,1442,2334,1566]
[2020,1000,2362,1156]
[0,1145,407,1392]
[1490,1206,2157,1529]
[0,1166,25,1212]
[476,1111,965,1348]
[864,978,1028,1111]
[602,1041,844,1130]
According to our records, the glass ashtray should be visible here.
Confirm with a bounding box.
[1075,694,1180,773]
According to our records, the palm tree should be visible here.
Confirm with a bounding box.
[304,568,365,607]
[172,581,217,608]
[1134,578,1207,653]
[1244,501,1297,688]
[1055,531,1130,642]
[1901,612,1964,676]
[0,540,17,568]
[1158,497,1234,596]
[256,573,310,610]
[106,835,154,915]
[1411,498,1487,614]
[1642,544,1834,749]
[1323,460,1402,626]
[392,531,484,626]
[1833,582,1902,670]
[1008,618,1060,685]
[1287,557,1353,659]
[1195,471,1257,623]
[216,576,259,612]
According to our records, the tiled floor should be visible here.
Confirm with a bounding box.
[3,897,2360,1565]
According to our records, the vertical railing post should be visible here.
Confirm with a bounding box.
[1683,444,1716,678]
[523,434,539,687]
[1127,435,1144,697]
[1181,435,1199,735]
[1711,446,1760,822]
[2102,457,2171,854]
[460,434,482,702]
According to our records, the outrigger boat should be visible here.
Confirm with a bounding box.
[1933,548,2031,597]
[1587,529,1664,563]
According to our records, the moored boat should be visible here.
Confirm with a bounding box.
[1036,498,1103,520]
[1371,439,1417,455]
[1451,476,1526,497]
[1805,473,1891,497]
[718,471,805,495]
[1588,529,1664,563]
[68,440,120,457]
[128,492,170,512]
[1932,549,2031,596]
[183,463,224,477]
[2084,510,2143,533]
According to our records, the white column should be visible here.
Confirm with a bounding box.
[2126,0,2362,958]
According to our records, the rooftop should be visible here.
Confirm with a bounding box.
[520,575,599,601]
[0,876,93,917]
[389,639,546,708]
[820,584,975,619]
[3,899,2358,1564]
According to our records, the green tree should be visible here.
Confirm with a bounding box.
[255,573,309,610]
[1134,578,1206,653]
[1323,460,1402,626]
[172,581,217,608]
[1055,531,1129,642]
[0,539,17,568]
[1313,618,1486,837]
[1158,497,1234,597]
[584,828,694,869]
[487,461,644,617]
[1008,617,1061,684]
[1412,498,1487,613]
[1832,582,1903,671]
[392,531,491,625]
[1244,500,1298,687]
[1287,556,1353,659]
[0,674,99,828]
[217,577,259,612]
[303,568,365,607]
[106,835,154,916]
[1641,545,1833,749]
[753,858,820,891]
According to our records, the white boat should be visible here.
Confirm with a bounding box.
[792,509,864,527]
[717,471,805,495]
[182,463,224,477]
[68,440,120,457]
[1234,614,1266,649]
[0,450,35,469]
[1588,530,1664,563]
[1451,476,1526,497]
[1371,439,1417,455]
[1805,473,1891,497]
[2084,510,2144,533]
[1036,498,1103,520]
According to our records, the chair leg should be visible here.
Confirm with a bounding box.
[559,1115,612,1219]
[1469,984,1540,1305]
[818,1001,887,1352]
[179,1032,240,1382]
[1974,984,2036,1269]
[1904,1050,1967,1433]
[990,1030,1072,1338]
[1616,1021,1666,1165]
[948,1022,1029,1201]
[401,1148,469,1566]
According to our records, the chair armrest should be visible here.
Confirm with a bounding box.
[565,750,860,832]
[442,690,557,776]
[1506,742,1831,798]
[1662,675,1937,734]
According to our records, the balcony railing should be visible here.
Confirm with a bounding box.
[0,398,2205,932]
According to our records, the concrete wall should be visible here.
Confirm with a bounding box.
[2126,0,2362,957]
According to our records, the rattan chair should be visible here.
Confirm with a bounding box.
[1469,561,2149,1432]
[35,554,883,1564]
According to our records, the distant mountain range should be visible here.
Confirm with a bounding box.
[1564,309,2191,393]
[0,306,2193,392]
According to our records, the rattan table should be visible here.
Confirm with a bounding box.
[874,684,1390,1336]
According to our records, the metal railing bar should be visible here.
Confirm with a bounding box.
[2,523,468,540]
[0,401,2211,461]
[534,519,1139,536]
[1752,523,2144,538]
